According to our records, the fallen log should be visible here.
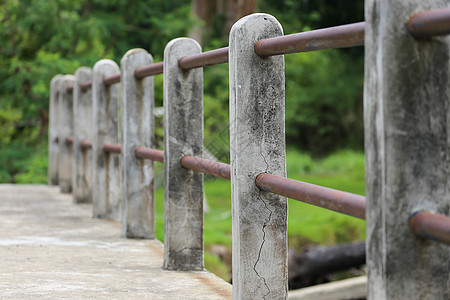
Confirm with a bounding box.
[288,241,366,290]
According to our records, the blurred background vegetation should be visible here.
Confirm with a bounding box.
[1,0,365,281]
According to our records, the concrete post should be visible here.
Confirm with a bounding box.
[163,38,204,271]
[72,67,93,203]
[364,1,450,299]
[120,49,155,239]
[48,74,62,185]
[229,14,287,299]
[58,75,75,194]
[92,60,122,220]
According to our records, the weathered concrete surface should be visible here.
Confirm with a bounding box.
[73,67,93,204]
[364,1,450,299]
[58,75,75,194]
[229,14,287,299]
[163,38,204,271]
[121,49,155,239]
[92,60,122,220]
[0,185,231,299]
[48,74,62,185]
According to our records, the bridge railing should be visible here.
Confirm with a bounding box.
[48,4,450,300]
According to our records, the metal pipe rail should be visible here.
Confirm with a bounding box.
[180,155,231,181]
[65,136,74,145]
[254,22,365,57]
[407,7,450,38]
[255,173,366,220]
[80,81,92,91]
[103,74,121,86]
[178,47,229,70]
[134,62,164,79]
[135,147,164,163]
[80,140,92,150]
[64,8,450,92]
[103,143,122,154]
[409,211,450,245]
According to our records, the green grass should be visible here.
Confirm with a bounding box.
[153,149,366,280]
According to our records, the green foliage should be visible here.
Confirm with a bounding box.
[0,0,193,182]
[284,51,364,155]
[15,144,48,184]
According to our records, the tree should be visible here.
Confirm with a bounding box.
[190,0,257,45]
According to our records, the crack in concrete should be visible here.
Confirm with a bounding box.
[252,150,271,299]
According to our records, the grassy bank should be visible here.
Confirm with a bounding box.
[153,149,366,281]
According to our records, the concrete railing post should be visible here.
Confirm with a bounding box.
[120,49,155,239]
[58,75,75,194]
[73,67,93,203]
[365,1,450,299]
[163,38,204,271]
[48,74,62,185]
[92,60,122,220]
[229,14,287,299]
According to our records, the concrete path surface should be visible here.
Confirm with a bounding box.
[0,184,232,299]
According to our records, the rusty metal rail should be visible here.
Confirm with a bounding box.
[254,22,365,57]
[103,74,121,86]
[103,143,121,154]
[80,140,92,150]
[63,8,450,91]
[255,173,366,220]
[67,22,366,90]
[178,47,229,70]
[409,211,450,245]
[135,147,164,163]
[407,7,450,38]
[65,136,74,145]
[180,156,231,181]
[134,62,164,79]
[80,81,92,91]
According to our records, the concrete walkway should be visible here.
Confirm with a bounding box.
[0,184,232,299]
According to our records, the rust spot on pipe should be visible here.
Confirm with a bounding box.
[80,80,92,91]
[180,155,230,181]
[65,136,74,145]
[407,8,450,38]
[255,173,366,220]
[409,211,450,245]
[103,143,121,154]
[103,74,121,86]
[80,140,92,150]
[254,22,365,57]
[134,62,164,79]
[178,47,229,70]
[134,147,164,163]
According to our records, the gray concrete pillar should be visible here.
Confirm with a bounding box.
[58,75,75,194]
[92,60,122,220]
[72,67,93,203]
[229,14,287,299]
[364,1,450,299]
[48,74,62,185]
[163,38,204,271]
[120,49,155,239]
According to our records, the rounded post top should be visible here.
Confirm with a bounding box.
[50,74,63,86]
[121,48,153,63]
[164,37,202,59]
[60,75,75,89]
[75,66,92,76]
[230,13,284,42]
[93,59,120,73]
